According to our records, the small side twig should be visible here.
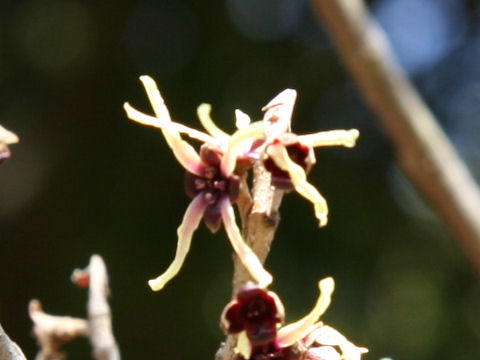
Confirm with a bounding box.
[29,299,89,360]
[30,255,120,360]
[72,255,120,360]
[310,0,480,274]
[0,323,27,360]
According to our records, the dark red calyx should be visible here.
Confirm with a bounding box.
[184,144,240,232]
[224,285,282,347]
[264,139,313,190]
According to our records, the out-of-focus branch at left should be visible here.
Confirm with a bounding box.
[0,126,24,360]
[0,324,27,360]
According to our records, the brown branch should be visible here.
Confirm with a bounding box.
[217,92,292,360]
[310,0,480,274]
[0,323,27,360]
[72,255,120,360]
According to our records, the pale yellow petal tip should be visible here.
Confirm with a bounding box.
[317,213,328,228]
[258,271,274,288]
[345,129,360,148]
[139,75,155,86]
[234,331,251,359]
[235,109,251,129]
[197,103,212,117]
[148,277,166,292]
[123,102,133,116]
[319,277,335,295]
[244,253,273,288]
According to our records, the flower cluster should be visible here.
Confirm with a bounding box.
[124,76,359,291]
[221,278,367,360]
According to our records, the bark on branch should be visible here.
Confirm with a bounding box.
[217,92,292,360]
[310,0,480,274]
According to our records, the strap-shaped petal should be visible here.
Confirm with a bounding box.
[267,143,328,227]
[148,193,208,291]
[124,102,205,176]
[235,109,251,130]
[221,121,266,177]
[298,129,359,148]
[220,197,273,287]
[137,76,206,176]
[276,277,335,347]
[124,103,218,145]
[197,103,230,143]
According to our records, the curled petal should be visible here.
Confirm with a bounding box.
[277,278,335,347]
[307,325,368,360]
[148,194,208,291]
[124,103,218,145]
[220,197,273,287]
[221,121,266,177]
[197,103,230,143]
[267,143,328,227]
[298,129,360,149]
[235,109,251,130]
[262,89,297,127]
[125,76,208,176]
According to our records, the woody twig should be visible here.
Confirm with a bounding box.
[30,255,120,360]
[72,255,120,360]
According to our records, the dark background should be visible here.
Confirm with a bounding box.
[1,0,480,359]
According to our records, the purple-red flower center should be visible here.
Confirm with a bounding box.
[185,145,240,232]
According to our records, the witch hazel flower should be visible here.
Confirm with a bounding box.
[221,278,367,360]
[259,90,359,227]
[123,75,272,291]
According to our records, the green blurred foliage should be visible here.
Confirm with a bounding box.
[0,0,479,359]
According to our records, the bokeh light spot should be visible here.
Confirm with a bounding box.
[226,0,303,42]
[12,0,93,76]
[124,0,199,75]
[373,0,467,74]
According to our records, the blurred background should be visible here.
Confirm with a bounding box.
[1,0,480,359]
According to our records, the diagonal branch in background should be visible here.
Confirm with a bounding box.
[0,323,27,360]
[310,0,480,274]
